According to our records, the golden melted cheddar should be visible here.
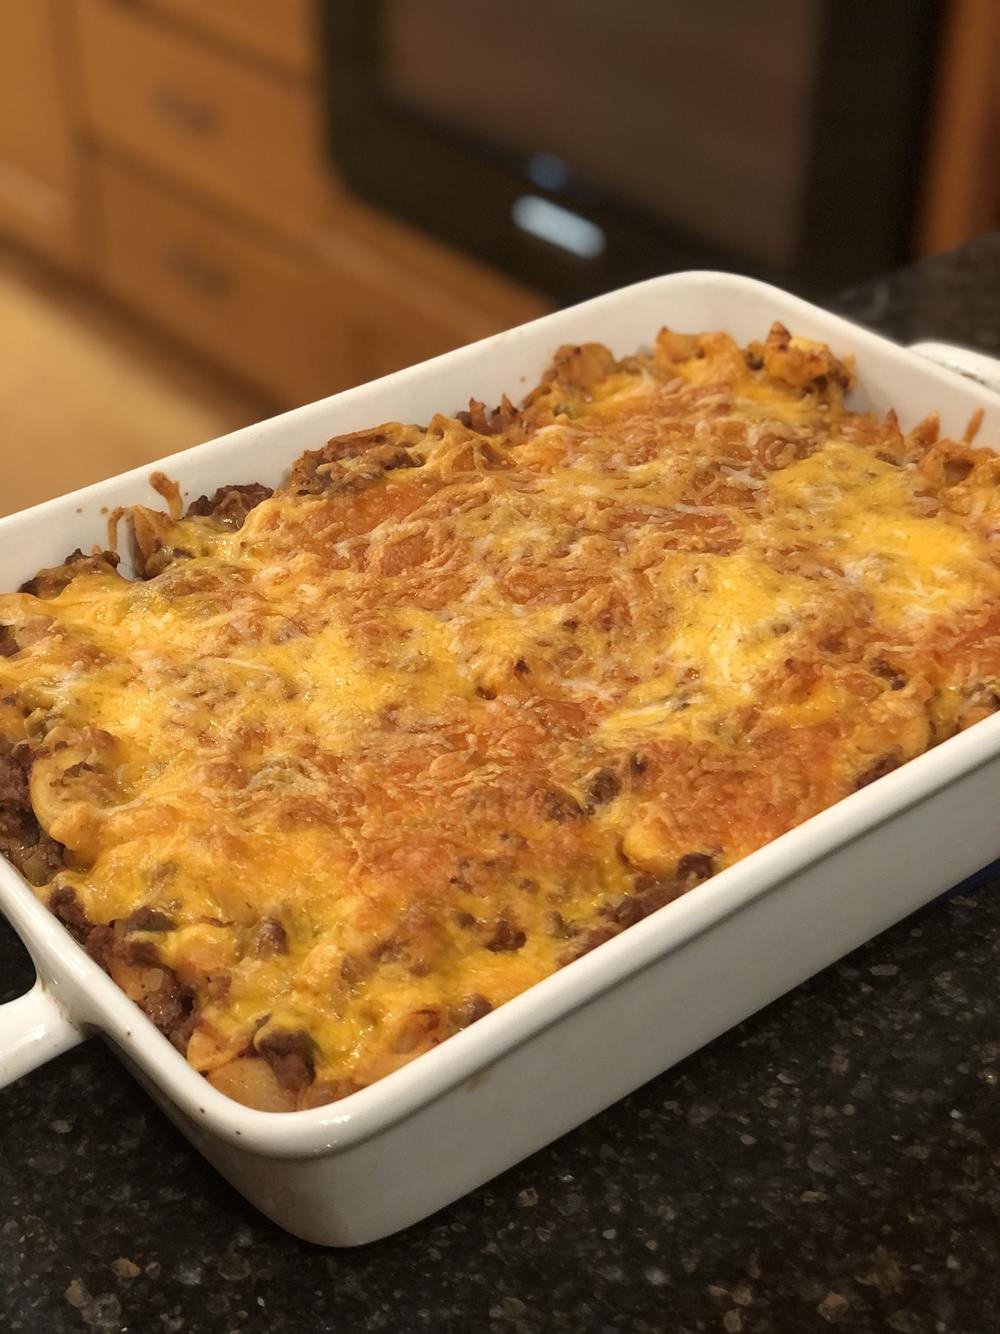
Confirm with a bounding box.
[3,322,1000,1112]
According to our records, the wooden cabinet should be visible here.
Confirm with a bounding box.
[94,158,355,405]
[314,198,550,340]
[0,0,547,408]
[73,0,546,404]
[75,0,333,237]
[0,1,83,269]
[140,0,317,74]
[918,0,1000,255]
[94,155,544,405]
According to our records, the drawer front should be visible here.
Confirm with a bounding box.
[325,198,551,338]
[142,0,316,74]
[94,159,355,405]
[76,0,331,234]
[313,229,546,385]
[352,284,497,383]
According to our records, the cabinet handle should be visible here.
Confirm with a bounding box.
[164,245,233,299]
[150,84,218,136]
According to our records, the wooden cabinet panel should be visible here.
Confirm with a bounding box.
[312,229,526,384]
[918,0,1000,254]
[0,0,82,267]
[142,0,316,74]
[312,217,550,386]
[76,0,333,236]
[93,156,529,405]
[94,158,354,405]
[315,201,550,346]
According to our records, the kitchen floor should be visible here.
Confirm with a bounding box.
[0,245,269,518]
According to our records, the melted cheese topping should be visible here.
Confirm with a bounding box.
[3,322,1000,1109]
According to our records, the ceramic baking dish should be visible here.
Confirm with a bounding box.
[3,271,1000,1247]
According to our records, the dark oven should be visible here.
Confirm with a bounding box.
[323,0,940,303]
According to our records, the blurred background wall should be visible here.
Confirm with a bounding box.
[0,0,997,515]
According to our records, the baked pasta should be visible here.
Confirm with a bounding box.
[2,323,999,1112]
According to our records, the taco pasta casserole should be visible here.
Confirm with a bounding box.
[1,323,998,1112]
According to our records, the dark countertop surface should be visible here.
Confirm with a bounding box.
[2,235,1000,1334]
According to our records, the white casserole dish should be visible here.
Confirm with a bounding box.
[2,271,1000,1247]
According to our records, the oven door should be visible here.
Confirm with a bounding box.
[321,0,940,303]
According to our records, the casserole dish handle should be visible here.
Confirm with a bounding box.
[910,340,1000,395]
[0,978,85,1089]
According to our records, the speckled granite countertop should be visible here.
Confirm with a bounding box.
[2,237,999,1334]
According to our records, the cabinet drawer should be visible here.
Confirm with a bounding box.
[76,0,332,235]
[322,199,551,339]
[142,0,315,74]
[94,159,355,405]
[348,276,494,384]
[312,229,546,385]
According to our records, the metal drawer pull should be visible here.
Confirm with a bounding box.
[151,84,218,136]
[164,245,233,298]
